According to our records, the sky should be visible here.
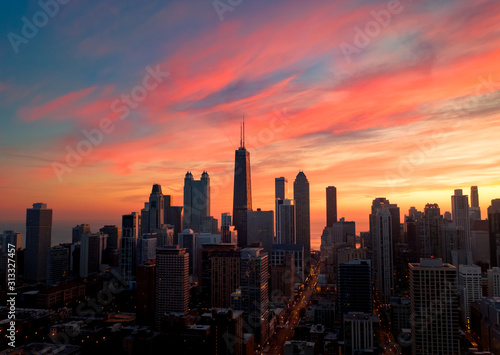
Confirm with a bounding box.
[1,0,500,249]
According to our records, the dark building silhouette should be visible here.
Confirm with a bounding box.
[489,199,500,267]
[201,243,240,308]
[183,172,210,232]
[155,246,189,329]
[370,197,400,304]
[72,224,90,244]
[121,212,141,282]
[470,186,481,221]
[275,177,287,238]
[233,120,252,248]
[247,209,273,253]
[137,261,156,326]
[326,186,337,227]
[338,259,372,319]
[100,225,122,267]
[46,245,69,287]
[294,172,311,259]
[241,247,268,347]
[164,195,183,243]
[201,309,244,355]
[149,184,165,232]
[25,203,52,282]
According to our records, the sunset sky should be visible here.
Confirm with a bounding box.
[1,0,500,249]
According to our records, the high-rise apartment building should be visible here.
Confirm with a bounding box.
[487,267,500,297]
[458,264,482,328]
[80,232,107,278]
[178,229,198,276]
[241,247,269,347]
[46,245,69,286]
[155,246,189,329]
[409,258,459,355]
[148,184,165,232]
[338,259,372,318]
[294,172,310,258]
[275,177,288,238]
[247,209,274,253]
[25,203,52,282]
[277,199,295,245]
[136,261,156,326]
[370,198,397,304]
[326,186,337,227]
[72,224,90,244]
[201,244,240,308]
[489,199,500,267]
[121,212,140,282]
[470,186,481,221]
[452,189,471,252]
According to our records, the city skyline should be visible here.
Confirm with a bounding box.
[1,0,500,250]
[1,178,499,250]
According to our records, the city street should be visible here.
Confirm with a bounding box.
[263,269,318,354]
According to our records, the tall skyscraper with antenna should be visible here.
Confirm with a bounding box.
[233,118,252,247]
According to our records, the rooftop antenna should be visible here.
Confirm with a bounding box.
[239,115,245,149]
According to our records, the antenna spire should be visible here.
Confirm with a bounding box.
[239,115,245,149]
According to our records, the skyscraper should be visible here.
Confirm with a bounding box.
[294,172,311,258]
[241,247,269,347]
[46,245,69,287]
[489,199,500,267]
[275,177,287,200]
[233,120,252,248]
[470,186,481,221]
[409,258,459,355]
[72,224,90,244]
[275,177,287,238]
[155,246,189,329]
[338,259,372,318]
[221,212,232,227]
[100,225,122,267]
[136,261,156,326]
[370,198,397,304]
[178,229,198,276]
[277,199,296,244]
[25,203,52,282]
[247,209,274,253]
[80,232,107,278]
[458,264,482,328]
[451,189,471,251]
[201,243,240,308]
[326,186,337,227]
[183,171,210,232]
[421,203,444,259]
[148,184,164,232]
[164,195,183,241]
[120,212,141,282]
